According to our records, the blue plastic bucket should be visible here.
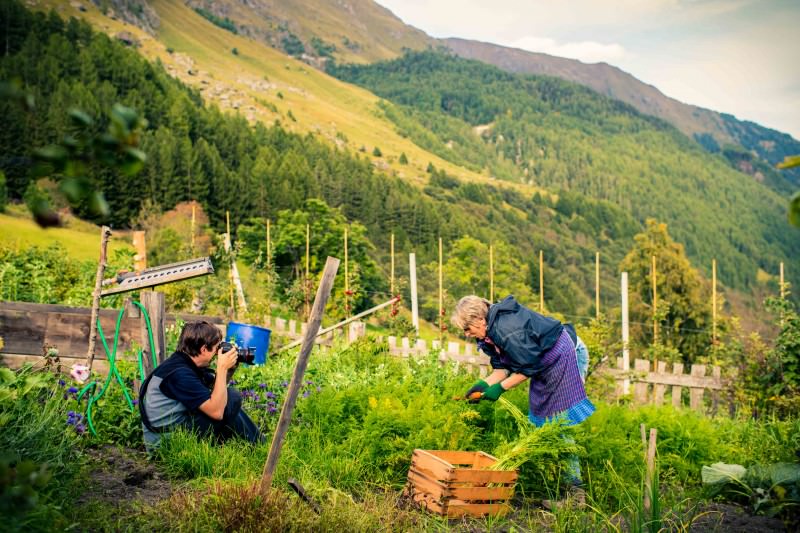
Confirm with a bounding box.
[225,322,271,365]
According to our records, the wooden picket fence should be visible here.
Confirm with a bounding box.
[386,335,724,413]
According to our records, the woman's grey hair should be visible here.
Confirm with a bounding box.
[451,295,491,331]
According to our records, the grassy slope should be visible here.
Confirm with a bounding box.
[0,207,132,261]
[42,0,528,194]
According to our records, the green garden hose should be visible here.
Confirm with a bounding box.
[77,302,157,436]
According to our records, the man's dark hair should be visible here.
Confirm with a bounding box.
[177,321,223,357]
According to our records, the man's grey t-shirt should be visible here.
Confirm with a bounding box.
[141,352,213,450]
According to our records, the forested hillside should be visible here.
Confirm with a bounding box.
[0,2,646,319]
[330,50,800,292]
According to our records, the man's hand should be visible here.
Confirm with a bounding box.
[216,344,238,372]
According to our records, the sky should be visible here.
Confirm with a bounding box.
[374,0,800,140]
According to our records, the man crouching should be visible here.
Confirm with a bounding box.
[139,321,262,451]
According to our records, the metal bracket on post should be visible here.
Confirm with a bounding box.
[100,257,214,297]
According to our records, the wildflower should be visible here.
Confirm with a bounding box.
[254,395,260,402]
[228,380,237,386]
[302,390,310,398]
[132,399,139,406]
[305,380,314,385]
[265,391,275,399]
[58,379,65,387]
[75,423,86,434]
[281,380,288,387]
[67,387,78,394]
[267,406,277,414]
[259,383,267,389]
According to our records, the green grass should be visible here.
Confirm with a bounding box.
[0,207,132,261]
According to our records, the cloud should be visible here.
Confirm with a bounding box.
[505,36,628,64]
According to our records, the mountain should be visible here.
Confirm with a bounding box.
[443,38,800,187]
[87,1,800,190]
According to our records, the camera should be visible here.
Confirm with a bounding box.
[218,341,257,365]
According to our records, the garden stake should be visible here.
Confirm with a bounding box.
[642,426,658,514]
[261,256,340,494]
[86,225,112,371]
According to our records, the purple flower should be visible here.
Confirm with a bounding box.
[58,379,65,387]
[258,383,267,389]
[280,380,288,387]
[67,387,78,394]
[253,395,260,402]
[265,391,275,399]
[302,390,310,398]
[267,401,276,407]
[132,399,139,406]
[267,406,277,414]
[228,380,237,386]
[75,423,86,434]
[305,380,314,385]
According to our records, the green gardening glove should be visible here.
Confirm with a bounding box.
[481,382,507,401]
[465,379,489,402]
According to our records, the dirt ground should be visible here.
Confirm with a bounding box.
[78,446,172,507]
[689,502,787,532]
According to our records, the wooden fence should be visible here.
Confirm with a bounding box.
[1,301,724,414]
[386,336,724,413]
[0,301,357,372]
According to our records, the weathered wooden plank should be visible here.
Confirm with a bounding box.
[690,364,706,412]
[449,468,517,484]
[444,502,510,518]
[0,309,47,355]
[633,359,650,404]
[427,450,481,466]
[449,486,515,500]
[412,450,454,481]
[653,360,667,405]
[407,469,447,501]
[672,363,685,408]
[603,367,723,389]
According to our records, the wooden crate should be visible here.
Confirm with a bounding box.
[406,449,517,518]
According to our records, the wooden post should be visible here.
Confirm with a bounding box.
[595,252,600,319]
[261,257,340,494]
[86,226,112,371]
[438,237,443,337]
[539,250,544,312]
[409,253,419,334]
[224,211,247,315]
[140,290,166,376]
[780,262,785,299]
[267,219,271,267]
[621,272,630,394]
[780,261,785,326]
[133,230,146,272]
[643,428,658,515]
[489,243,494,302]
[712,259,717,349]
[652,255,658,346]
[226,211,235,314]
[390,233,395,295]
[344,226,349,318]
[191,203,196,255]
[305,223,310,320]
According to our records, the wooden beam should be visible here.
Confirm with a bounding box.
[261,256,340,494]
[86,226,112,371]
